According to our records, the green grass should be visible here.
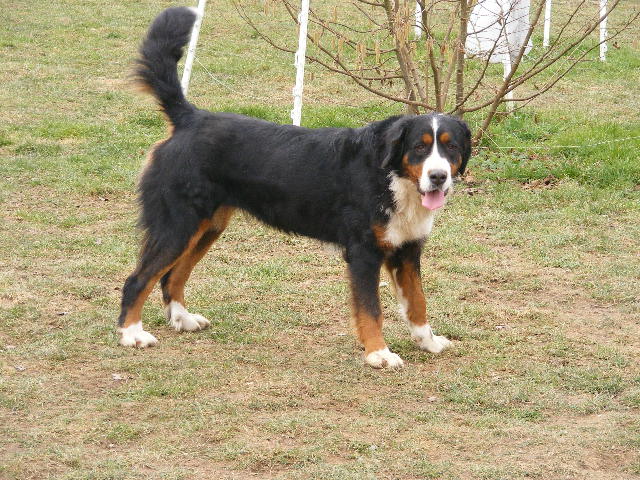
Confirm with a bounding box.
[476,111,640,187]
[1,0,639,479]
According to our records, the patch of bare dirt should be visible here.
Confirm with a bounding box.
[521,175,559,190]
[466,240,636,341]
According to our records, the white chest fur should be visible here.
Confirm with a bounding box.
[383,174,437,247]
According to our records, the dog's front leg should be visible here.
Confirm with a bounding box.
[347,244,404,369]
[384,242,452,353]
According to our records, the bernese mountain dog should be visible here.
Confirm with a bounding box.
[117,7,472,369]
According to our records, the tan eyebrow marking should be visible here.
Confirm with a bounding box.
[421,133,433,145]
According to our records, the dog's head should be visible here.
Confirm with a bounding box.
[382,114,471,210]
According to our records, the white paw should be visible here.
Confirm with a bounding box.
[364,347,405,369]
[411,324,452,353]
[118,321,158,348]
[165,301,210,332]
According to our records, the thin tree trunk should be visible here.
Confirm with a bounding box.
[454,0,469,115]
[383,0,419,113]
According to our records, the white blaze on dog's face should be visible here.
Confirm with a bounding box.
[419,116,453,198]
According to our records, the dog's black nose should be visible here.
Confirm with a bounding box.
[429,169,447,186]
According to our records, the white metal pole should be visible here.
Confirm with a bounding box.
[181,0,207,96]
[543,0,552,48]
[599,0,608,62]
[291,0,310,126]
[415,2,422,39]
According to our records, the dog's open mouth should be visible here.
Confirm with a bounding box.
[421,188,449,211]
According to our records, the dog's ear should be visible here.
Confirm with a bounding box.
[454,117,472,175]
[381,116,411,168]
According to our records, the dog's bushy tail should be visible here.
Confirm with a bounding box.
[134,7,197,128]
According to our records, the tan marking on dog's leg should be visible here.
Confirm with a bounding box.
[163,207,235,332]
[351,303,403,369]
[121,268,172,330]
[394,260,427,326]
[119,219,214,344]
[354,310,386,355]
[163,206,235,305]
[385,260,451,354]
[118,269,171,348]
[348,258,404,368]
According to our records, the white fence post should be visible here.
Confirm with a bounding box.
[291,0,310,126]
[181,0,207,96]
[599,0,608,61]
[543,0,551,48]
[503,55,514,112]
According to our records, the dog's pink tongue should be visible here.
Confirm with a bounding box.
[421,190,445,210]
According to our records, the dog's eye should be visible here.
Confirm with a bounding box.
[414,144,428,154]
[447,143,458,151]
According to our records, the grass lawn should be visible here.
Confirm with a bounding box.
[1,1,639,479]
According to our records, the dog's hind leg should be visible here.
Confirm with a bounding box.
[161,206,235,332]
[117,219,215,348]
[346,243,404,369]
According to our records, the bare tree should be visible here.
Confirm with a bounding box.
[237,0,638,143]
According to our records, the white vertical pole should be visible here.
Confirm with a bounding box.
[599,0,608,62]
[291,0,310,126]
[543,0,552,48]
[415,2,422,39]
[181,0,207,96]
[503,55,514,112]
